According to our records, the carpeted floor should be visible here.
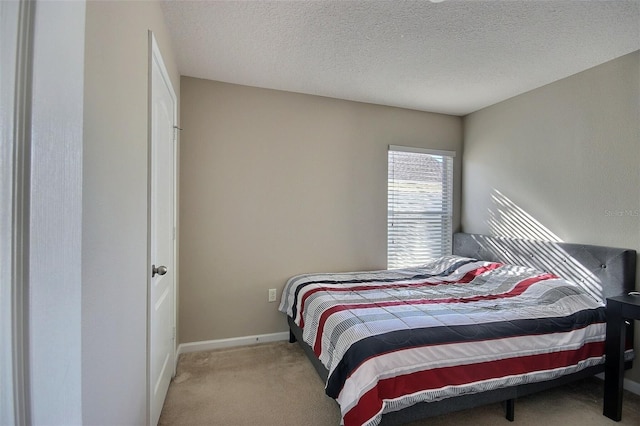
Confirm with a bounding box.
[159,341,640,426]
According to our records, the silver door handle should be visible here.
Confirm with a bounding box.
[152,264,168,277]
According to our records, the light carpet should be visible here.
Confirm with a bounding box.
[159,341,640,426]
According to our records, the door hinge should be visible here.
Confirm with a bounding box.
[173,125,181,143]
[172,326,176,341]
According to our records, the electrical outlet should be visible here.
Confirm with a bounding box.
[268,288,277,302]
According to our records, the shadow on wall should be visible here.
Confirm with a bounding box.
[488,189,562,242]
[480,189,603,302]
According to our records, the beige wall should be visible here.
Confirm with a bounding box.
[463,51,640,382]
[179,78,462,343]
[82,1,179,423]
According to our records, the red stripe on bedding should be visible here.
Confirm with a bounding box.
[313,273,556,356]
[458,263,505,283]
[299,263,503,329]
[343,341,604,426]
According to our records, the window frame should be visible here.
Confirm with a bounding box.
[387,145,456,269]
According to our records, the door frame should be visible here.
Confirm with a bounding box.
[2,0,85,423]
[1,1,33,423]
[147,31,178,425]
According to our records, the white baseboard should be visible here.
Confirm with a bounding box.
[177,331,289,356]
[594,373,640,396]
[623,377,640,395]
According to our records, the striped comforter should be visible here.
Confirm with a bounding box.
[279,256,607,426]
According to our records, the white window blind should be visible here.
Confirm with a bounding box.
[387,146,455,269]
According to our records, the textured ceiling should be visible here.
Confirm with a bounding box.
[161,0,640,116]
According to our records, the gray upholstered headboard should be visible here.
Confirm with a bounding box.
[452,233,636,303]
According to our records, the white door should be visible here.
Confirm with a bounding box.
[149,33,177,426]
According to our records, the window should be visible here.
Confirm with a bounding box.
[387,145,455,269]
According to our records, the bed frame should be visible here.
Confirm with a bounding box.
[287,233,637,425]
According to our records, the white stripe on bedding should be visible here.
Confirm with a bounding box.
[312,293,603,374]
[337,322,606,409]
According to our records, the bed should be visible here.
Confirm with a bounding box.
[278,233,636,426]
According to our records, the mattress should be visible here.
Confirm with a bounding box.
[279,256,608,426]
